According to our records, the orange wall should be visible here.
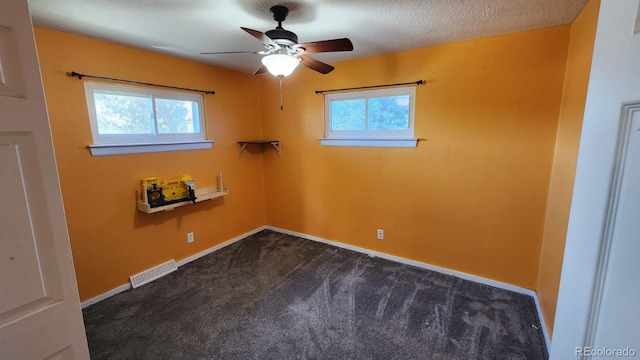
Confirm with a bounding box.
[261,26,570,289]
[35,20,584,304]
[537,0,600,336]
[34,27,266,301]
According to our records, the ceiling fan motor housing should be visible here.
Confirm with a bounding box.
[266,28,298,44]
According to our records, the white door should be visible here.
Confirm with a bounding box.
[552,1,640,358]
[0,0,90,358]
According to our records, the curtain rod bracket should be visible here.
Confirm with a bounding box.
[69,71,215,95]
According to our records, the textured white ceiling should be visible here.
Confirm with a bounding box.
[28,0,589,74]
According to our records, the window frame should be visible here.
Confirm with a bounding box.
[83,82,212,156]
[320,86,418,148]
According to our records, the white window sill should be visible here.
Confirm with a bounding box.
[88,140,214,156]
[319,138,418,148]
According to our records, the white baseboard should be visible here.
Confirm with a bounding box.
[265,225,551,349]
[81,226,267,309]
[79,224,551,350]
[175,226,267,267]
[532,291,552,351]
[81,283,132,309]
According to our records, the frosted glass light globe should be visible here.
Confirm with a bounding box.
[261,54,301,77]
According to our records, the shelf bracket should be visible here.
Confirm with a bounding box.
[270,141,281,154]
[238,143,248,155]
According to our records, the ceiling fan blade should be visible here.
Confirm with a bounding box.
[200,51,263,55]
[241,27,280,49]
[299,56,335,74]
[253,65,268,75]
[295,38,353,54]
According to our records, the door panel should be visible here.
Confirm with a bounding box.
[592,105,640,350]
[0,0,89,358]
[0,25,25,98]
[0,142,47,313]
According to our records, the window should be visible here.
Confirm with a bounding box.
[83,82,212,156]
[320,86,418,148]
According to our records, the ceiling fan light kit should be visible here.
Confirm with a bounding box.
[261,54,300,77]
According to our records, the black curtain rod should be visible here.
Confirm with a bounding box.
[315,80,424,94]
[69,71,215,95]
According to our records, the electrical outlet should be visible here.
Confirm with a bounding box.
[187,232,194,243]
[377,229,384,240]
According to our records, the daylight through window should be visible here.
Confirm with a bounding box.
[84,82,206,146]
[322,86,417,148]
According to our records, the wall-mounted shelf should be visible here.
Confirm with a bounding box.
[137,186,228,214]
[237,140,280,155]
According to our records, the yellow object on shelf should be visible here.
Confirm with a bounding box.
[140,174,196,208]
[142,177,159,189]
[160,174,194,203]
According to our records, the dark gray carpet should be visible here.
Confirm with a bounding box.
[83,230,548,360]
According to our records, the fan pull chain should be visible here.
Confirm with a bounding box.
[279,75,284,111]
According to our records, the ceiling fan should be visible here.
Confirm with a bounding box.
[201,5,354,77]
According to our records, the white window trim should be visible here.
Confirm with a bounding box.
[83,82,210,155]
[319,138,417,148]
[321,86,418,148]
[88,140,214,156]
